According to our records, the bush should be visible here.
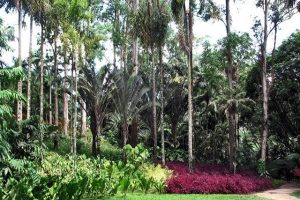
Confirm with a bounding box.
[267,153,300,179]
[294,167,300,177]
[1,145,170,199]
[166,162,272,194]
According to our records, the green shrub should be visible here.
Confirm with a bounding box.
[165,148,187,162]
[267,153,300,179]
[1,145,169,199]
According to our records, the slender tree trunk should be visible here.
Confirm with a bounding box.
[40,20,44,123]
[225,0,237,171]
[159,46,165,165]
[17,0,22,122]
[63,51,69,135]
[269,23,277,95]
[187,1,194,173]
[113,8,120,68]
[123,116,128,148]
[151,48,158,163]
[131,116,138,147]
[54,29,59,126]
[81,100,87,137]
[90,110,98,156]
[72,53,78,155]
[132,0,139,74]
[122,116,128,161]
[261,0,269,166]
[27,16,33,120]
[49,82,52,124]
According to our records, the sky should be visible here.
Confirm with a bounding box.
[1,1,300,67]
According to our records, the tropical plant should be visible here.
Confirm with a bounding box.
[112,68,149,152]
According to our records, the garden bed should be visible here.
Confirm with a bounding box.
[166,162,272,194]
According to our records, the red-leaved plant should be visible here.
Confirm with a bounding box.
[166,162,272,194]
[294,167,300,177]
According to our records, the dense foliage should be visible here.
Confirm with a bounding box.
[166,162,272,194]
[1,0,300,199]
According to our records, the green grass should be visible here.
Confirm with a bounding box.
[106,194,267,200]
[291,191,300,199]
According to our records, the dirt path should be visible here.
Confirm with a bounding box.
[256,182,300,200]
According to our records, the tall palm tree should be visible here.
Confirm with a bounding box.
[17,0,22,122]
[136,0,170,163]
[171,0,194,172]
[225,0,237,171]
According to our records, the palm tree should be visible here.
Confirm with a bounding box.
[112,69,149,152]
[225,0,237,171]
[136,0,170,163]
[58,0,91,155]
[79,65,111,155]
[171,0,194,172]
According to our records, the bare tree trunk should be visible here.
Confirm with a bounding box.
[225,0,237,171]
[113,8,120,68]
[159,46,165,165]
[81,100,87,137]
[49,82,52,124]
[63,51,69,135]
[27,16,33,120]
[186,1,194,173]
[72,53,78,155]
[122,116,129,161]
[54,29,59,126]
[17,0,22,122]
[90,110,99,156]
[151,48,157,163]
[132,0,139,74]
[123,116,128,148]
[40,20,44,123]
[261,0,269,166]
[131,116,138,147]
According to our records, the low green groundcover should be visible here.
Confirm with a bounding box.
[291,191,300,199]
[107,194,267,200]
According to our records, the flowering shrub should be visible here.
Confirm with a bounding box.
[166,162,272,194]
[294,167,300,177]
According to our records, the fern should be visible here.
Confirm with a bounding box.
[0,90,25,102]
[0,66,24,81]
[0,105,13,117]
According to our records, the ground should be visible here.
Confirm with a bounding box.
[256,182,300,200]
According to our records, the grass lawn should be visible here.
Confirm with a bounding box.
[291,191,300,199]
[107,194,267,200]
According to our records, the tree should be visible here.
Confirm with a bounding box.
[112,69,149,153]
[0,0,24,122]
[79,65,111,156]
[136,0,170,163]
[224,0,237,171]
[171,0,194,172]
[253,0,299,173]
